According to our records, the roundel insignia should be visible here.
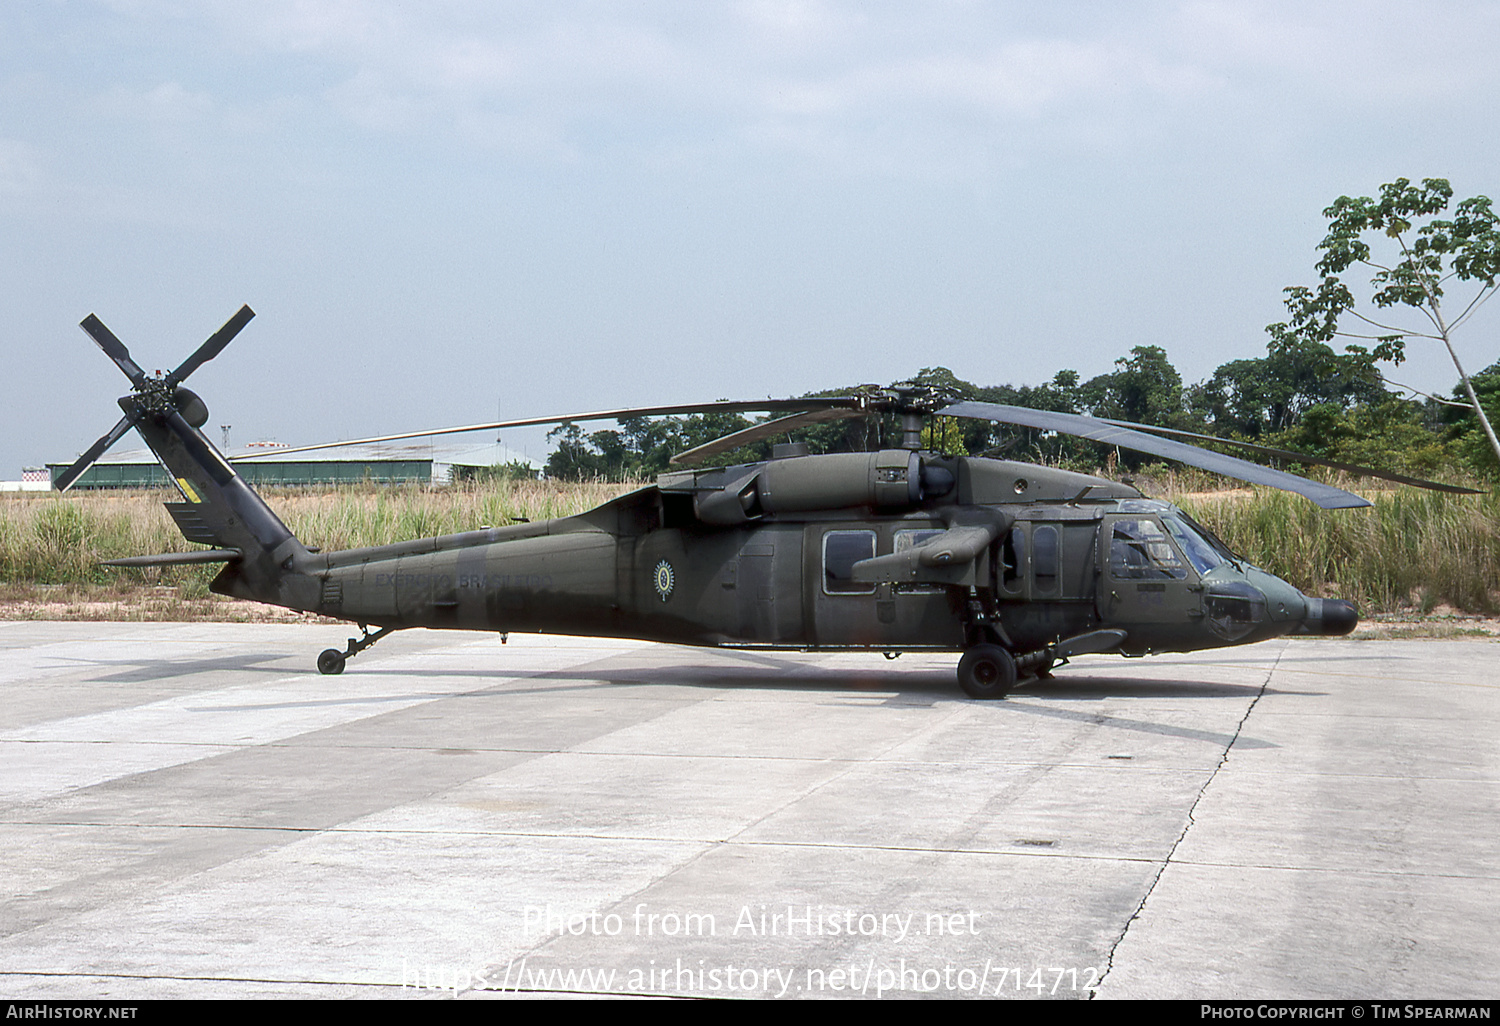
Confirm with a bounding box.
[652,559,675,602]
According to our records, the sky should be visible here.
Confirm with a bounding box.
[3,0,1499,476]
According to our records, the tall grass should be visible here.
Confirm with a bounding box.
[0,493,188,586]
[2,479,1497,614]
[1180,487,1500,614]
[271,479,635,552]
[0,480,636,590]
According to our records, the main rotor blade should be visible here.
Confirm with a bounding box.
[166,304,254,386]
[79,315,146,386]
[54,414,136,492]
[232,397,866,460]
[1099,421,1484,496]
[669,408,866,466]
[940,401,1372,509]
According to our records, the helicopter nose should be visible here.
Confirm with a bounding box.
[1296,597,1359,636]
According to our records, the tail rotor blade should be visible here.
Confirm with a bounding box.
[80,315,146,386]
[167,304,254,386]
[55,415,136,492]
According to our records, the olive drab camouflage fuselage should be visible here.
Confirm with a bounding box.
[203,448,1349,661]
[66,306,1361,697]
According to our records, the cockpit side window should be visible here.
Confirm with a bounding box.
[1108,518,1188,580]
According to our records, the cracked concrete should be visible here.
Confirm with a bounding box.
[0,623,1495,999]
[1096,643,1282,992]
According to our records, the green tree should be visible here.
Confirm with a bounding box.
[1440,359,1500,477]
[1277,400,1454,479]
[544,423,611,480]
[1079,345,1185,427]
[544,412,766,480]
[1192,336,1386,437]
[1270,177,1500,467]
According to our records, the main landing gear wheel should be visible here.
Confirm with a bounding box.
[317,649,346,675]
[957,644,1017,699]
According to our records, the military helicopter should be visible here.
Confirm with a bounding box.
[58,307,1479,698]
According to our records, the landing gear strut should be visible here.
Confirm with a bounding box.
[958,588,1020,699]
[317,624,400,675]
[1014,648,1057,680]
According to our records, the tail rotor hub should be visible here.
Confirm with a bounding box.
[57,305,253,491]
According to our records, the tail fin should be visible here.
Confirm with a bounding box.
[125,391,309,573]
[66,308,316,610]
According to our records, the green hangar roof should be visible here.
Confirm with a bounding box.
[47,442,541,490]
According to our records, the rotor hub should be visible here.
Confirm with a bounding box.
[134,376,179,416]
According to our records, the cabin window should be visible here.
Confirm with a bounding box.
[894,529,945,595]
[823,530,877,595]
[1033,525,1059,593]
[1109,518,1187,580]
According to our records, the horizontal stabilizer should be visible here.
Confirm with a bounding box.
[100,549,242,568]
[165,502,222,545]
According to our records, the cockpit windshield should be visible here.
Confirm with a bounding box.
[1161,513,1235,575]
[1177,511,1244,564]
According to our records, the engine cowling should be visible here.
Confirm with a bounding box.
[693,450,955,525]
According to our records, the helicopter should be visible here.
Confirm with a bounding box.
[57,306,1479,698]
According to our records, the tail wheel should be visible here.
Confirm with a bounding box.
[957,644,1017,699]
[317,649,347,675]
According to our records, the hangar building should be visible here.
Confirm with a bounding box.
[46,441,542,489]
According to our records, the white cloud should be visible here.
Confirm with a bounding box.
[99,81,214,122]
[20,1,1499,189]
[735,0,852,39]
[67,0,1479,182]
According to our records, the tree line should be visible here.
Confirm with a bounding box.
[541,342,1497,483]
[544,178,1499,486]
